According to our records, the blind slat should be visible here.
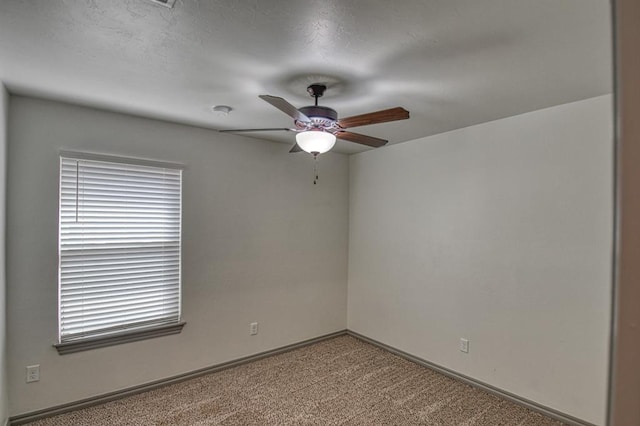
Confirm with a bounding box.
[61,298,180,317]
[62,290,180,305]
[60,274,180,289]
[62,309,180,331]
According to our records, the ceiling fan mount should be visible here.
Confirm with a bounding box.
[306,83,327,99]
[219,82,410,154]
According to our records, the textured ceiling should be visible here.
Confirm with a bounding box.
[0,0,612,154]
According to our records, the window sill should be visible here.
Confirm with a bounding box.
[54,322,186,355]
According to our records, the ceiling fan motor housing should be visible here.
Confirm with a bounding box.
[297,105,338,131]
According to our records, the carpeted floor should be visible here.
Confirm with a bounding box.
[26,335,564,425]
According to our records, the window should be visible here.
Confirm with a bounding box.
[56,153,184,354]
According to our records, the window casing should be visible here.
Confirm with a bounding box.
[57,153,183,352]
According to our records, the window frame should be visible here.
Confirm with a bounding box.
[54,151,185,354]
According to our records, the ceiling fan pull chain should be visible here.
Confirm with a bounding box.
[313,153,319,185]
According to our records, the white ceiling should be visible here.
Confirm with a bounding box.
[0,0,612,154]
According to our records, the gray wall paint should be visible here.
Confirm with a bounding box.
[0,85,8,425]
[348,95,613,425]
[6,96,349,415]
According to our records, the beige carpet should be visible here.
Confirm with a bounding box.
[26,335,565,425]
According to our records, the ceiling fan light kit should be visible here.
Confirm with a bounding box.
[219,83,410,156]
[295,130,337,155]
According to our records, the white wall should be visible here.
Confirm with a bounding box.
[6,96,349,416]
[0,85,9,425]
[348,95,612,425]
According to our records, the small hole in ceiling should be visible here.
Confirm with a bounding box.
[212,105,233,116]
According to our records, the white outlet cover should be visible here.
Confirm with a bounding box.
[460,338,469,353]
[26,364,40,383]
[250,322,258,335]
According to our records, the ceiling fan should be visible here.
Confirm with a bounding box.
[219,84,410,155]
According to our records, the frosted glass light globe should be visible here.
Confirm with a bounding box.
[295,131,337,154]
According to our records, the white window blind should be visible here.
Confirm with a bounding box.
[59,155,182,343]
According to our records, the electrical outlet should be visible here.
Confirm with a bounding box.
[26,365,40,383]
[460,338,469,353]
[250,322,258,336]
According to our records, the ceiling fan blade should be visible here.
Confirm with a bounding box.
[259,95,311,123]
[218,128,294,133]
[336,131,388,148]
[289,143,303,153]
[338,107,409,129]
